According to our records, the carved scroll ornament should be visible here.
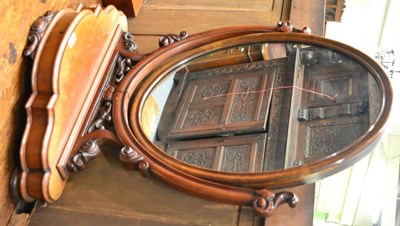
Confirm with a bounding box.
[159,31,188,47]
[123,32,137,52]
[252,190,298,217]
[24,11,57,59]
[67,140,101,172]
[119,146,150,177]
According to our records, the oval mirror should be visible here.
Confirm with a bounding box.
[142,42,380,172]
[114,27,392,189]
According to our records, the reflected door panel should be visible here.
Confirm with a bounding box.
[286,49,371,167]
[143,43,382,173]
[166,134,267,173]
[168,59,282,139]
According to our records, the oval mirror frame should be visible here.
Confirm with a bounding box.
[114,25,392,189]
[110,24,392,217]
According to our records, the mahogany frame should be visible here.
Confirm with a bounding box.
[121,30,393,189]
[12,5,393,218]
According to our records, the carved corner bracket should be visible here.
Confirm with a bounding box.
[277,20,311,34]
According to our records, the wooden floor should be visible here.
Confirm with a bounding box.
[6,0,320,225]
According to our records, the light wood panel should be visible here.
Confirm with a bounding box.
[0,1,99,225]
[142,0,273,12]
[128,0,286,35]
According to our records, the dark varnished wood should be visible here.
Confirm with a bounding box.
[1,1,102,224]
[166,60,278,139]
[12,3,392,219]
[13,4,129,203]
[119,25,392,190]
[165,134,267,173]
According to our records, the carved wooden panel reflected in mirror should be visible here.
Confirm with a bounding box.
[140,42,380,173]
[166,134,266,173]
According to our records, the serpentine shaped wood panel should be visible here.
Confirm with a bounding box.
[17,4,127,203]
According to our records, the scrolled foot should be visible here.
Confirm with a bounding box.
[252,189,298,217]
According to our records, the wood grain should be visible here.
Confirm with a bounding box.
[142,0,274,12]
[128,0,285,35]
[0,1,99,224]
[4,1,338,225]
[29,147,239,225]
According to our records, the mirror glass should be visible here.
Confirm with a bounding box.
[137,42,382,172]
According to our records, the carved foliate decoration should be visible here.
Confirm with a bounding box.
[252,190,298,217]
[67,140,100,172]
[189,60,284,80]
[199,84,229,99]
[230,78,259,123]
[88,52,136,133]
[159,31,188,47]
[178,150,211,168]
[166,134,265,173]
[120,146,150,177]
[88,86,114,132]
[304,121,362,163]
[222,145,250,172]
[115,56,134,84]
[23,11,57,59]
[188,108,218,126]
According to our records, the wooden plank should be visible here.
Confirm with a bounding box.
[7,213,29,226]
[128,0,286,35]
[133,35,161,54]
[238,207,263,226]
[142,0,273,12]
[29,207,195,226]
[28,146,239,225]
[128,10,275,35]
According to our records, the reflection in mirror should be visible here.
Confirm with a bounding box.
[139,42,382,173]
